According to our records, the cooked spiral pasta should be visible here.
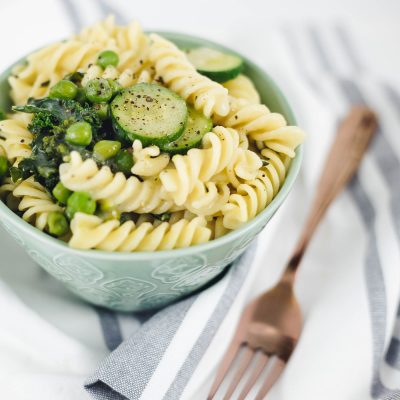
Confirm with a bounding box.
[223,75,261,104]
[148,33,230,118]
[131,140,170,177]
[12,177,62,230]
[75,16,149,71]
[0,119,33,163]
[217,99,305,158]
[9,40,103,105]
[184,181,230,216]
[160,126,240,205]
[3,17,305,251]
[221,148,286,229]
[81,64,156,88]
[69,212,211,251]
[213,148,263,188]
[9,17,149,105]
[60,151,176,214]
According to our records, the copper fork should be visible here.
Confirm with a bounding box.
[208,106,378,400]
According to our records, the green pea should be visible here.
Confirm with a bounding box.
[0,109,6,121]
[114,149,133,174]
[97,50,119,69]
[66,191,96,219]
[93,102,109,120]
[65,121,92,146]
[49,80,78,100]
[52,182,72,204]
[94,140,121,161]
[108,79,122,95]
[84,78,112,103]
[47,212,69,237]
[0,155,8,178]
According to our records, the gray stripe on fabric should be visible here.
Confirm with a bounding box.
[60,0,83,32]
[85,293,199,400]
[95,308,123,351]
[307,26,332,72]
[335,72,400,399]
[347,175,390,398]
[334,25,362,72]
[163,243,257,400]
[97,0,127,24]
[280,28,325,98]
[337,79,400,241]
[386,338,400,369]
[305,26,400,398]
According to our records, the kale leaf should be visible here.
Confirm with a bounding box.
[12,98,102,191]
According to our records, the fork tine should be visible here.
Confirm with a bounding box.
[207,339,242,399]
[254,357,286,400]
[222,346,254,400]
[237,352,269,400]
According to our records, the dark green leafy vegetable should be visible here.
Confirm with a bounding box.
[12,98,101,190]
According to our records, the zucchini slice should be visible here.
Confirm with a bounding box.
[111,83,188,146]
[186,47,243,83]
[160,106,212,154]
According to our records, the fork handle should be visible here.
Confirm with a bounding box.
[285,106,378,277]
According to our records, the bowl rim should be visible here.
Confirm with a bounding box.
[0,31,303,261]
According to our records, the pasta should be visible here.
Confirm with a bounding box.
[148,33,230,118]
[222,149,286,229]
[70,212,211,251]
[0,119,33,163]
[131,140,170,177]
[9,16,149,105]
[223,75,261,104]
[81,64,155,88]
[12,177,62,230]
[216,99,305,158]
[60,151,176,214]
[0,17,305,252]
[160,126,240,205]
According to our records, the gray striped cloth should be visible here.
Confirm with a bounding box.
[44,0,400,400]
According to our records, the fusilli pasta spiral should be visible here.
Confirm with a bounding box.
[223,75,261,104]
[148,33,230,118]
[12,177,62,230]
[0,119,33,163]
[160,126,240,205]
[69,212,211,251]
[221,148,286,229]
[216,99,305,158]
[81,64,155,88]
[131,140,170,177]
[60,151,176,214]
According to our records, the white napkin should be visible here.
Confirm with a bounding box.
[1,1,400,399]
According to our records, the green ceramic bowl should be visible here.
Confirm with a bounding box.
[0,33,303,312]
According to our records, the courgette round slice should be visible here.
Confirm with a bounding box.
[186,47,243,83]
[111,83,188,146]
[160,106,212,154]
